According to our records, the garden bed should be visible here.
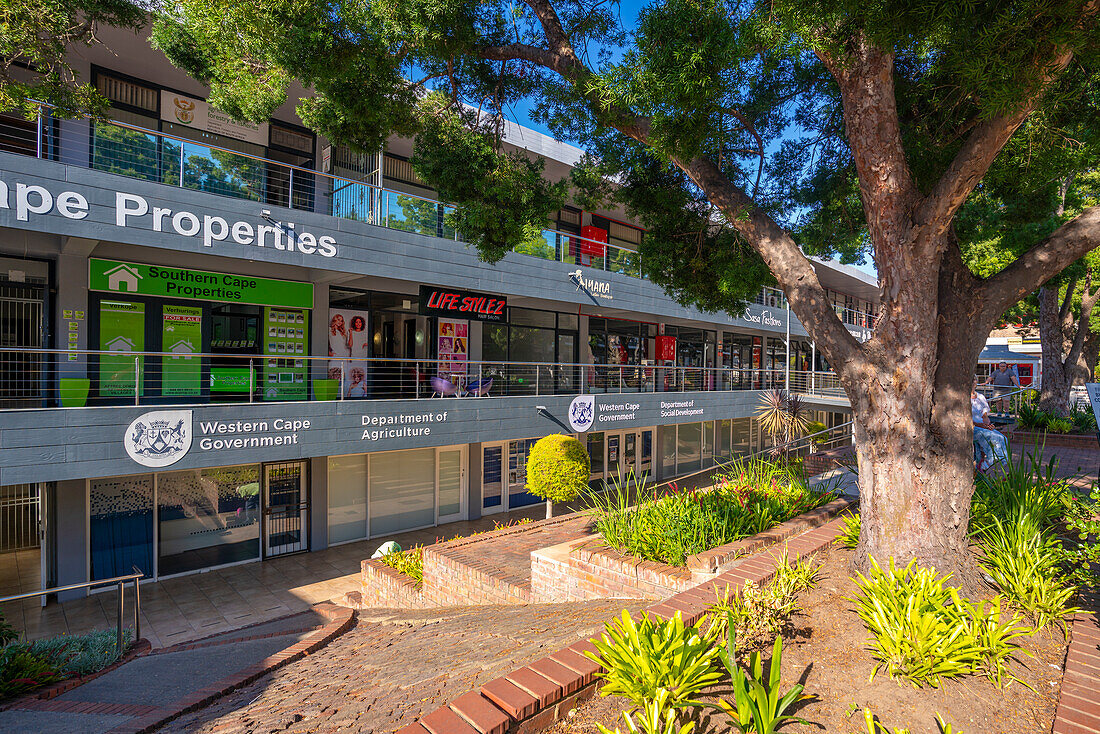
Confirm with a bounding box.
[530,497,853,602]
[545,544,1071,734]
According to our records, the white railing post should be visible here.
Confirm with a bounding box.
[178,143,186,187]
[36,107,43,159]
[134,357,140,405]
[249,359,255,403]
[288,168,294,209]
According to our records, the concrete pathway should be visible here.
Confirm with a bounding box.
[0,610,328,734]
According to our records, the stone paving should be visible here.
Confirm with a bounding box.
[156,600,647,734]
[1,501,563,648]
[1013,439,1100,490]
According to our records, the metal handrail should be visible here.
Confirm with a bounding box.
[0,567,143,655]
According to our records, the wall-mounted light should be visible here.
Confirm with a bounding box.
[415,329,424,345]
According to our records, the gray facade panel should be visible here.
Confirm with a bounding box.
[0,390,847,484]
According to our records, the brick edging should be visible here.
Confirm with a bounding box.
[100,602,356,734]
[1011,431,1098,448]
[1052,590,1100,734]
[0,638,153,711]
[396,516,851,734]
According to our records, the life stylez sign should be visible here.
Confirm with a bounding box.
[0,175,339,260]
[418,285,507,322]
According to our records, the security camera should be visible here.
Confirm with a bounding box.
[569,269,583,279]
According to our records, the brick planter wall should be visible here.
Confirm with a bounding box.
[804,446,855,477]
[356,513,584,610]
[530,497,853,602]
[1011,430,1099,448]
[359,560,431,609]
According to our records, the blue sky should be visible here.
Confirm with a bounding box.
[499,0,878,279]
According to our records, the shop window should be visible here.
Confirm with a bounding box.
[157,465,260,576]
[659,425,677,479]
[90,475,153,581]
[328,454,369,543]
[271,124,313,155]
[588,432,605,489]
[369,448,435,536]
[678,422,702,474]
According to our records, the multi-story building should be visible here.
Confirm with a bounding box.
[0,26,877,599]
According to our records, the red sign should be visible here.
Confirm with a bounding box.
[418,285,506,321]
[580,226,607,257]
[656,335,676,362]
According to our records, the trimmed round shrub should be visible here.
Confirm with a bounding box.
[526,434,591,506]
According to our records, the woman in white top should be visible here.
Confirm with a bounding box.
[972,378,1009,472]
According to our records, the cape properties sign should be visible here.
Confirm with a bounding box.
[90,259,314,309]
[0,175,339,259]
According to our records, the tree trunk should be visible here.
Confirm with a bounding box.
[545,499,553,519]
[1038,286,1073,416]
[843,300,982,577]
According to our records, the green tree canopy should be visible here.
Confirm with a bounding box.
[0,0,145,117]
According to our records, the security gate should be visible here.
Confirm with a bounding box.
[262,462,309,557]
[0,280,46,409]
[0,483,41,552]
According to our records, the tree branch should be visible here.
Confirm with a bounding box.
[1059,276,1078,322]
[677,156,863,370]
[981,205,1100,318]
[916,4,1096,231]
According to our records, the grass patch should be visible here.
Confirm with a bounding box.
[587,457,839,566]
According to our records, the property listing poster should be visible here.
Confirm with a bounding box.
[99,300,145,397]
[161,304,202,396]
[437,319,468,377]
[263,307,309,401]
[327,309,370,397]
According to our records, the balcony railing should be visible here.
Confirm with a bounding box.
[1,105,642,279]
[1,347,843,409]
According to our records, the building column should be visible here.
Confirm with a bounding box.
[54,479,88,601]
[309,456,328,552]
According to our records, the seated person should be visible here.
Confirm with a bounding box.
[972,378,1009,472]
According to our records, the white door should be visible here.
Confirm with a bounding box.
[436,447,466,524]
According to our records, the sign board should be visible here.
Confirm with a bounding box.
[161,91,270,146]
[418,285,506,322]
[1085,383,1100,434]
[90,259,313,310]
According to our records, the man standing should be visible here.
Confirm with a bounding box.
[984,361,1021,414]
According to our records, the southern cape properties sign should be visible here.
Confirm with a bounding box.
[89,259,314,310]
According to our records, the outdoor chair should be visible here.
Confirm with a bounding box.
[464,377,493,397]
[430,376,458,397]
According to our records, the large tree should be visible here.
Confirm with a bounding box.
[151,0,1100,578]
[0,0,144,117]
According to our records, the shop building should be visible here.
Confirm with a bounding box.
[0,26,877,598]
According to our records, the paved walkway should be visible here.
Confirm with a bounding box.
[156,600,647,734]
[1012,439,1100,490]
[0,610,329,734]
[1,502,563,648]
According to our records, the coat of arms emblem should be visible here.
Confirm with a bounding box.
[124,410,193,467]
[568,395,596,432]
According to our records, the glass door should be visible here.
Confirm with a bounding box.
[437,447,466,523]
[606,433,621,481]
[623,432,637,477]
[482,444,505,514]
[263,461,309,557]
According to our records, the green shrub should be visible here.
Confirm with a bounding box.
[836,511,861,549]
[1013,403,1045,431]
[1070,406,1097,432]
[970,451,1070,530]
[1045,417,1074,434]
[26,629,130,677]
[379,546,424,583]
[526,434,591,515]
[851,558,1031,689]
[804,420,828,445]
[974,516,1078,631]
[706,634,811,734]
[0,647,60,699]
[586,610,722,711]
[588,458,838,566]
[706,553,818,650]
